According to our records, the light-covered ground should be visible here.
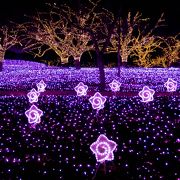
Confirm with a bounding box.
[0,60,179,93]
[0,60,179,179]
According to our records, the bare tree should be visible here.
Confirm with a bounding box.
[18,3,93,69]
[150,34,180,67]
[58,0,116,90]
[130,13,165,67]
[18,11,72,65]
[67,29,93,69]
[110,12,166,70]
[0,25,20,70]
[110,12,145,75]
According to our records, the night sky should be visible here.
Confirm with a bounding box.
[0,0,179,35]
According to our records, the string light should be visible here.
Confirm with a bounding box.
[138,86,155,102]
[90,134,117,163]
[164,78,177,92]
[109,80,121,92]
[0,60,179,179]
[89,92,107,110]
[37,80,46,93]
[74,82,88,96]
[25,104,43,124]
[27,88,40,103]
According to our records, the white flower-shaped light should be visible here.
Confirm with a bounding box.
[37,80,46,93]
[138,86,155,102]
[27,88,40,103]
[164,78,177,92]
[74,82,88,96]
[89,92,106,110]
[25,105,43,124]
[109,80,121,92]
[90,134,117,163]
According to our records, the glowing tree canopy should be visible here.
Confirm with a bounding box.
[74,82,88,96]
[25,104,43,124]
[138,86,155,102]
[0,25,20,61]
[37,80,46,93]
[90,134,117,163]
[27,88,40,103]
[164,78,177,92]
[89,92,106,110]
[109,80,121,92]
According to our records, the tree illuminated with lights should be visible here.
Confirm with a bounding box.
[110,12,166,70]
[0,25,20,70]
[110,12,144,75]
[18,11,71,64]
[150,34,180,67]
[130,13,165,67]
[58,0,116,90]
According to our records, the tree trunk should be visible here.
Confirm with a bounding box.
[117,52,121,77]
[97,52,105,91]
[117,16,121,77]
[56,57,61,66]
[122,60,127,67]
[0,52,5,71]
[0,61,3,71]
[74,56,81,70]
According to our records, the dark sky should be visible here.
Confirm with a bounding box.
[0,0,179,35]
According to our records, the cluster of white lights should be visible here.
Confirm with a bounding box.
[109,80,121,92]
[27,88,40,103]
[74,82,88,96]
[89,92,107,111]
[75,78,178,110]
[164,78,177,92]
[90,134,117,163]
[25,80,46,124]
[37,80,47,93]
[138,86,155,103]
[25,104,43,124]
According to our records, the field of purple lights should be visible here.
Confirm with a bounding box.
[0,60,179,179]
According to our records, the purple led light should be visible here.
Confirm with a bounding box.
[37,80,46,93]
[1,60,180,94]
[0,60,179,179]
[138,86,155,102]
[25,105,43,124]
[109,80,121,92]
[90,134,117,163]
[27,88,40,103]
[89,92,106,110]
[74,82,88,96]
[164,78,177,92]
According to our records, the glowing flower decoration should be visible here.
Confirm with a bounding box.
[109,80,121,92]
[25,105,43,124]
[74,82,88,96]
[27,88,40,103]
[37,80,46,92]
[138,86,155,102]
[164,78,177,92]
[90,134,117,163]
[89,92,106,110]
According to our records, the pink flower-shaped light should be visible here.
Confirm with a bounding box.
[164,78,177,92]
[27,88,40,103]
[74,82,88,96]
[109,80,121,92]
[25,105,43,124]
[138,86,155,102]
[89,92,106,110]
[37,80,46,93]
[90,134,117,163]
